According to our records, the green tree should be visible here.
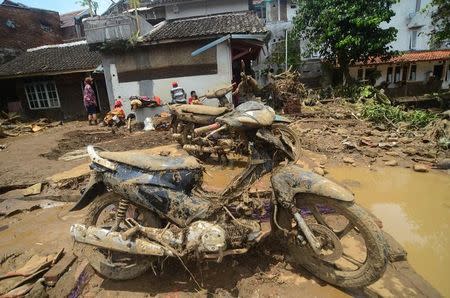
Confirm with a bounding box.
[427,0,450,48]
[129,0,141,33]
[293,0,398,85]
[77,0,98,17]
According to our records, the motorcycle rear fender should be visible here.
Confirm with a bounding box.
[69,174,106,212]
[274,114,291,123]
[271,164,354,208]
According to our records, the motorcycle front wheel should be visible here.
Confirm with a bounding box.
[271,123,301,163]
[277,194,387,288]
[74,193,162,280]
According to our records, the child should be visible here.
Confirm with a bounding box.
[188,90,201,104]
[103,99,126,126]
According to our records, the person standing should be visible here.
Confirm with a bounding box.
[83,77,98,125]
[170,82,187,104]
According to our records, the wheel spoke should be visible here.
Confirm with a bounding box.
[310,205,333,230]
[337,222,355,239]
[342,253,363,268]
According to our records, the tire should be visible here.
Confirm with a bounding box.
[271,123,301,162]
[76,192,161,280]
[278,195,388,288]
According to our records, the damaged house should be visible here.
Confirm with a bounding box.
[85,0,268,115]
[0,42,109,119]
[0,0,62,64]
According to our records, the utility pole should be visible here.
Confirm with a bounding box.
[277,0,281,21]
[285,29,288,71]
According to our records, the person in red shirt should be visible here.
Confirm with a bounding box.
[188,90,201,105]
[103,99,126,126]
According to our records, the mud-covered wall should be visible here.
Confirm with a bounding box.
[102,41,233,117]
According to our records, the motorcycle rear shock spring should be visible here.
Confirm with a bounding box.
[112,198,130,231]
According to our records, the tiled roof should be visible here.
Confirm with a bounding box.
[142,0,194,6]
[362,49,450,65]
[144,12,267,42]
[0,42,101,78]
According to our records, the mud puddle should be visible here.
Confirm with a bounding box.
[327,166,450,296]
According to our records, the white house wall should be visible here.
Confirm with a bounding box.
[380,0,434,51]
[165,0,248,20]
[103,42,232,117]
[349,60,449,88]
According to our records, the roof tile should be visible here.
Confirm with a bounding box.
[0,43,101,78]
[144,12,267,42]
[362,50,450,65]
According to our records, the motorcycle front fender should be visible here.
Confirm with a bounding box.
[271,164,354,208]
[69,174,106,212]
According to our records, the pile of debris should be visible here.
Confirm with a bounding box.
[269,69,308,114]
[152,112,171,131]
[0,249,78,297]
[293,102,450,171]
[0,112,62,138]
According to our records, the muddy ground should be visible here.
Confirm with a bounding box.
[0,123,172,186]
[0,102,447,297]
[293,101,449,170]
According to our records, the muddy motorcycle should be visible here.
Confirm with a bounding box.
[69,102,387,288]
[170,94,299,161]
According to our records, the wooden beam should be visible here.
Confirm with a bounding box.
[232,48,252,61]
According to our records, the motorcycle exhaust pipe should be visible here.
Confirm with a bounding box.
[70,224,174,257]
[183,144,229,153]
[194,123,221,135]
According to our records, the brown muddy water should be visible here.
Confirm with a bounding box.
[328,166,450,296]
[203,163,450,295]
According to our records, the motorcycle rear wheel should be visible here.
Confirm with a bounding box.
[278,195,387,288]
[75,193,162,280]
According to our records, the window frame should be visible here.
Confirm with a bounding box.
[357,68,364,81]
[386,66,393,83]
[415,0,421,12]
[409,64,417,81]
[394,66,402,83]
[24,81,61,110]
[410,30,418,50]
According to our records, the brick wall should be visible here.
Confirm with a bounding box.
[0,4,63,51]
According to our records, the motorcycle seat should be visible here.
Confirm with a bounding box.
[98,151,202,171]
[179,104,228,116]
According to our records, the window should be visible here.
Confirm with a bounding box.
[5,19,15,29]
[409,65,417,80]
[357,68,364,80]
[410,30,418,50]
[415,0,421,12]
[402,65,408,82]
[40,22,52,32]
[394,66,401,82]
[386,67,393,83]
[24,81,60,110]
[433,64,444,80]
[311,50,320,58]
[446,64,450,81]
